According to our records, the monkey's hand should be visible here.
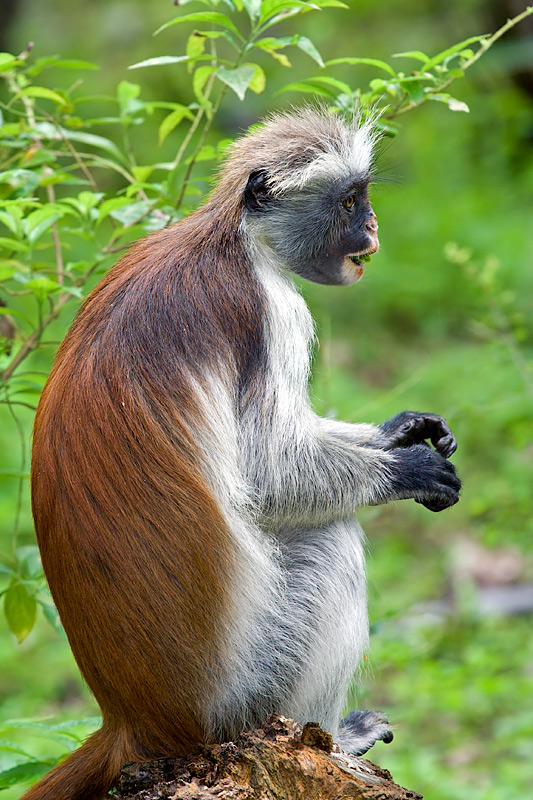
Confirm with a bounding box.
[389,443,461,512]
[380,410,457,459]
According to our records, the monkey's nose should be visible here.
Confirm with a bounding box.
[365,213,378,234]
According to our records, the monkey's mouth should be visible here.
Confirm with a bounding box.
[341,243,379,285]
[348,253,373,267]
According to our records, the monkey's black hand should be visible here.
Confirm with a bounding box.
[380,410,457,459]
[390,443,461,512]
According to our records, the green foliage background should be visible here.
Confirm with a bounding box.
[0,1,532,798]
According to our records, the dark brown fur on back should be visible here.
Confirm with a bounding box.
[29,201,265,797]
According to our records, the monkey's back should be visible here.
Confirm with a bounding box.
[31,220,249,757]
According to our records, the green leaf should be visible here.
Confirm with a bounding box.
[259,0,313,23]
[422,36,485,71]
[13,86,67,107]
[158,106,193,146]
[216,66,256,101]
[309,0,347,6]
[279,75,351,98]
[128,55,191,70]
[0,265,18,281]
[187,32,208,62]
[0,210,23,237]
[24,277,62,302]
[41,602,63,635]
[393,50,430,63]
[0,237,28,253]
[132,165,154,183]
[242,0,262,20]
[0,760,52,789]
[0,52,21,70]
[193,65,216,106]
[4,582,37,643]
[0,740,33,758]
[32,122,126,162]
[97,197,132,223]
[154,13,242,40]
[24,205,66,244]
[0,169,41,196]
[402,78,424,103]
[428,94,470,113]
[108,200,154,227]
[252,37,292,67]
[117,80,144,117]
[447,97,469,112]
[294,35,324,67]
[277,81,334,98]
[326,57,396,77]
[306,75,352,94]
[186,144,217,164]
[245,63,267,94]
[16,546,43,581]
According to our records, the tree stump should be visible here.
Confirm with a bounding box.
[115,715,422,800]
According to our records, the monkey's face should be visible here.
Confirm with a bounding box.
[244,170,379,286]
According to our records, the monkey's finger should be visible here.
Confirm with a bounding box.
[416,492,459,512]
[433,432,457,459]
[421,415,457,457]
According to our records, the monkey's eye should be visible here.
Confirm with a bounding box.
[343,195,355,211]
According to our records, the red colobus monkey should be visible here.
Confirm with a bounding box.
[27,109,460,800]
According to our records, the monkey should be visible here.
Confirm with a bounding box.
[26,107,460,800]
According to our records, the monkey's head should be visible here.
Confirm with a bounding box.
[215,108,380,286]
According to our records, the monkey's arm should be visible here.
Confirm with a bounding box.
[249,412,460,529]
[320,411,457,458]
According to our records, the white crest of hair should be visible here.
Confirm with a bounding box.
[260,106,381,194]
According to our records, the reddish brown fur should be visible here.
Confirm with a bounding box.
[26,195,265,799]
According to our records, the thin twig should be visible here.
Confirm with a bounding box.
[389,6,533,119]
[44,169,64,285]
[1,293,73,383]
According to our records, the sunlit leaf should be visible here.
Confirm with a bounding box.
[13,86,67,107]
[326,57,396,77]
[422,36,486,71]
[277,81,334,98]
[4,582,37,643]
[259,0,314,23]
[0,264,18,281]
[242,0,262,20]
[0,761,52,789]
[24,277,62,302]
[108,200,154,227]
[0,237,28,253]
[24,205,66,244]
[158,106,194,146]
[128,55,191,70]
[154,13,242,40]
[0,52,20,70]
[294,35,324,67]
[217,66,255,101]
[393,50,429,62]
[193,65,216,106]
[31,122,126,162]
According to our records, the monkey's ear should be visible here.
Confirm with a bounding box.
[244,169,273,213]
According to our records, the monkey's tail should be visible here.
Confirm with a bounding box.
[20,724,129,800]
